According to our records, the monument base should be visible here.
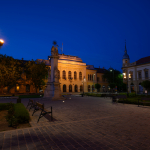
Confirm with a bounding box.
[43,82,66,100]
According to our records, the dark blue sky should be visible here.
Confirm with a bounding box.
[0,0,150,72]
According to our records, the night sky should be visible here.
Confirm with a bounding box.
[0,0,150,72]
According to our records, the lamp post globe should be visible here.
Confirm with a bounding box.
[0,39,4,48]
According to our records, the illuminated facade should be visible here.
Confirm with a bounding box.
[37,54,109,93]
[122,43,150,94]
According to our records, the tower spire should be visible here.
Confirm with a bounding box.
[123,39,129,59]
[125,39,127,53]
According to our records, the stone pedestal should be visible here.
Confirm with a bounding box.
[43,45,65,100]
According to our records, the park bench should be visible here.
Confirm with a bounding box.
[32,102,52,123]
[26,99,37,111]
[138,97,150,107]
[113,95,127,104]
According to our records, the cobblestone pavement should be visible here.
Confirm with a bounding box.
[1,96,150,150]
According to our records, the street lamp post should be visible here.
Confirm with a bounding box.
[109,67,114,93]
[93,74,95,92]
[82,76,85,97]
[110,69,114,83]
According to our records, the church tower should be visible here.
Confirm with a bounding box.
[122,40,130,67]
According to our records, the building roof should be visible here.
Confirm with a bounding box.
[86,65,96,70]
[136,56,150,65]
[95,68,106,73]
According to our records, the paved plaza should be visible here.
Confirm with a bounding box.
[1,96,150,150]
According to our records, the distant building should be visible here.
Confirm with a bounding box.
[122,42,150,94]
[37,54,109,93]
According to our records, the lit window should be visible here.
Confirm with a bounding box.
[129,74,131,78]
[16,85,19,92]
[145,71,148,78]
[138,72,141,79]
[74,71,77,80]
[123,73,126,78]
[62,70,66,79]
[68,71,71,79]
[79,72,82,80]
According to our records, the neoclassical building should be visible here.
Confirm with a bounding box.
[37,54,109,93]
[122,43,150,94]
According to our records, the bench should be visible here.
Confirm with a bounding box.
[26,99,36,111]
[113,95,127,104]
[32,102,52,123]
[138,97,150,107]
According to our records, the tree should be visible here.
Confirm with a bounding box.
[141,80,150,95]
[0,54,23,93]
[109,83,116,92]
[24,60,48,93]
[103,69,125,92]
[95,83,101,92]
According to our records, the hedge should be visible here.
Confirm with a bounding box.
[0,103,14,111]
[14,103,30,123]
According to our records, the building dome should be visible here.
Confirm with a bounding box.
[123,53,129,59]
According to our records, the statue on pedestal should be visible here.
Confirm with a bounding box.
[54,68,59,82]
[51,46,58,56]
[43,41,65,100]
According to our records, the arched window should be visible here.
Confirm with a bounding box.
[63,84,66,92]
[69,84,72,92]
[68,71,71,79]
[79,72,82,80]
[88,85,90,92]
[90,75,91,81]
[88,74,90,80]
[26,84,30,92]
[80,85,83,92]
[58,70,60,79]
[74,71,77,80]
[62,70,66,79]
[75,85,78,92]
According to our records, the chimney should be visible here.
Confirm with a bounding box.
[99,66,100,68]
[103,67,104,69]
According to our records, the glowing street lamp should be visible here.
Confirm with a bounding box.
[93,74,95,92]
[0,39,4,48]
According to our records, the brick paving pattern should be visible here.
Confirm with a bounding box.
[0,96,150,149]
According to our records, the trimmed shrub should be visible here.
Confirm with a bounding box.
[14,103,30,123]
[0,103,14,111]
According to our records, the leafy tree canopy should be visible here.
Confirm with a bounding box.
[141,80,150,90]
[24,60,49,93]
[95,83,101,90]
[103,69,125,91]
[0,54,23,89]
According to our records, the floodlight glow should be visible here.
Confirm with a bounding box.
[0,39,4,43]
